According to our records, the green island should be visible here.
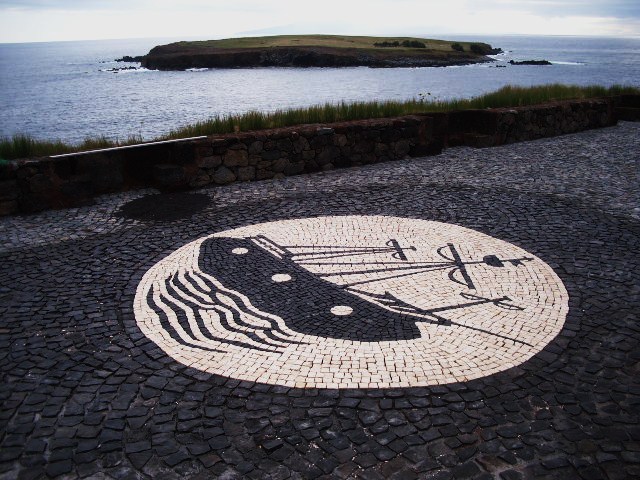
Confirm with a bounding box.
[2,84,638,160]
[138,34,502,70]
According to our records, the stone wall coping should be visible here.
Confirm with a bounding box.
[49,135,209,158]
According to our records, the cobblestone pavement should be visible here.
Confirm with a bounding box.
[1,122,639,479]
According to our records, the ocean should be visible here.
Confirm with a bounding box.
[1,35,639,144]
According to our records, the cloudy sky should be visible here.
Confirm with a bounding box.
[0,0,638,43]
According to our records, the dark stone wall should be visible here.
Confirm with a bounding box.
[1,96,632,216]
[443,99,617,147]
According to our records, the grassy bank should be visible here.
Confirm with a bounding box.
[166,34,488,54]
[2,84,638,160]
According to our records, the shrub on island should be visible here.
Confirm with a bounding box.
[401,40,426,48]
[470,43,489,54]
[374,40,426,48]
[374,41,400,47]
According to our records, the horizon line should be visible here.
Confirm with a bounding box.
[1,32,640,45]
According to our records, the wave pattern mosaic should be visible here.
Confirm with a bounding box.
[134,216,568,388]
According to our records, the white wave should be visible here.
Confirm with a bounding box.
[118,67,154,73]
[186,67,209,72]
[550,61,585,65]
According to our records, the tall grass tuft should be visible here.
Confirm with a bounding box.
[0,134,145,161]
[0,134,74,160]
[2,84,638,160]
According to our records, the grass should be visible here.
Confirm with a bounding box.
[168,34,482,53]
[0,135,141,161]
[158,84,640,138]
[2,84,638,160]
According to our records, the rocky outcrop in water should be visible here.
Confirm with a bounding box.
[115,55,144,63]
[509,59,552,66]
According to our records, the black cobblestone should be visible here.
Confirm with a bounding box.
[1,123,639,478]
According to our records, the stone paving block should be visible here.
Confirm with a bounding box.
[0,123,639,479]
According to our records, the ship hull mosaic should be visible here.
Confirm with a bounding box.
[134,216,568,388]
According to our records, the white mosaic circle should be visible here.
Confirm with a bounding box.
[271,273,292,283]
[134,215,568,389]
[331,305,354,316]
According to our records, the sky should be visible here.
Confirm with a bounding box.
[0,0,639,43]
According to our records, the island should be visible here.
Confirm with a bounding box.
[136,35,502,70]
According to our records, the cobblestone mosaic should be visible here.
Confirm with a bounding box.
[135,216,567,388]
[1,123,639,479]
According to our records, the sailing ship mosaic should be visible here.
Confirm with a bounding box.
[134,216,568,388]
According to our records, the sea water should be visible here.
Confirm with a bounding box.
[1,35,638,144]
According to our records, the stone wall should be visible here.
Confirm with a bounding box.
[443,99,617,147]
[1,96,632,216]
[183,115,442,189]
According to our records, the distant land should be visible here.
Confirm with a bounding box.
[128,35,503,70]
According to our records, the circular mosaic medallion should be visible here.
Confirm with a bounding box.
[134,216,568,388]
